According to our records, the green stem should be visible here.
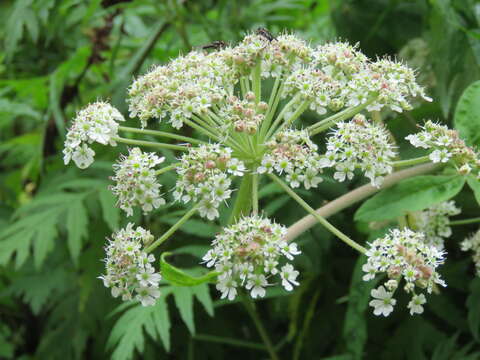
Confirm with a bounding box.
[145,205,198,253]
[252,173,259,215]
[112,137,187,151]
[269,174,367,254]
[193,334,266,351]
[272,100,311,137]
[260,78,285,140]
[253,59,262,102]
[449,217,480,226]
[308,97,377,136]
[228,175,253,224]
[265,94,301,140]
[392,155,431,168]
[155,163,178,176]
[183,118,220,141]
[241,294,280,360]
[118,126,204,145]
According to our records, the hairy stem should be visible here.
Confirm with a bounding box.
[155,163,178,176]
[284,163,440,242]
[145,205,198,253]
[269,174,367,254]
[252,173,259,215]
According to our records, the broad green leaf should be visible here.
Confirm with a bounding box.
[172,286,195,334]
[152,298,171,352]
[191,283,214,317]
[467,175,480,206]
[99,188,120,230]
[355,175,465,222]
[454,80,480,146]
[467,278,480,341]
[108,305,154,360]
[67,200,89,262]
[160,252,218,286]
[33,219,57,269]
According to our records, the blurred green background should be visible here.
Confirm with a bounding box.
[1,0,480,359]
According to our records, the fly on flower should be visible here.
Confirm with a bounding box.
[255,27,275,41]
[201,40,228,51]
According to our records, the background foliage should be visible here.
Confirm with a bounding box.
[1,0,480,359]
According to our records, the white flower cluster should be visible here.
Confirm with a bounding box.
[410,201,460,250]
[202,216,301,300]
[110,147,166,216]
[63,101,124,169]
[174,144,245,220]
[259,129,323,189]
[363,228,446,316]
[461,229,480,276]
[99,224,161,306]
[320,114,397,187]
[406,120,480,177]
[128,51,233,128]
[224,32,313,78]
[216,92,268,135]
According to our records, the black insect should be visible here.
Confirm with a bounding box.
[201,40,228,50]
[255,27,275,42]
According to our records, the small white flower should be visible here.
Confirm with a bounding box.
[369,286,396,317]
[246,274,268,298]
[136,267,162,287]
[135,286,161,306]
[407,294,426,315]
[429,149,451,163]
[280,264,299,291]
[216,277,238,301]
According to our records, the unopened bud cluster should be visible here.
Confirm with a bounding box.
[320,114,397,187]
[461,229,480,276]
[110,147,166,216]
[100,224,161,306]
[406,120,480,176]
[202,216,301,300]
[217,92,268,134]
[174,144,245,220]
[363,228,446,316]
[409,201,460,250]
[63,101,124,168]
[259,129,323,189]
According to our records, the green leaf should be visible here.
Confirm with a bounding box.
[152,298,171,352]
[160,252,218,286]
[467,278,480,341]
[172,286,195,334]
[467,175,480,206]
[355,175,465,222]
[454,80,480,146]
[191,283,214,317]
[108,305,154,360]
[33,219,57,269]
[66,200,89,262]
[99,188,120,230]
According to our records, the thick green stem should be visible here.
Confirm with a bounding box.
[449,217,480,226]
[392,155,431,168]
[118,126,204,145]
[145,205,198,253]
[308,97,377,136]
[269,174,367,254]
[228,175,253,223]
[241,294,280,360]
[112,136,187,151]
